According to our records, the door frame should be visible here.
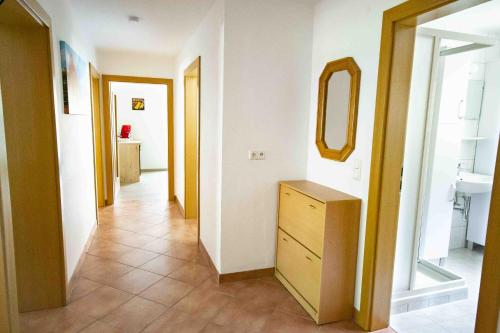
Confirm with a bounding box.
[357,0,498,332]
[89,64,104,218]
[102,75,174,205]
[0,83,19,333]
[183,57,201,226]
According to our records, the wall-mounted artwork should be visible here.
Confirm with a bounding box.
[132,98,145,111]
[60,41,90,115]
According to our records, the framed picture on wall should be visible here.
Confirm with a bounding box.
[60,41,90,115]
[132,98,145,111]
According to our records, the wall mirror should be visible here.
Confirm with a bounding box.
[316,57,360,161]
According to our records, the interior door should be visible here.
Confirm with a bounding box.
[184,60,200,219]
[419,51,467,260]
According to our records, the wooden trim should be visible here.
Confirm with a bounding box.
[0,83,19,333]
[102,75,174,205]
[183,57,201,222]
[89,63,102,220]
[475,137,500,333]
[66,224,96,303]
[315,57,360,162]
[198,240,218,277]
[219,268,275,284]
[358,0,494,331]
[174,195,185,218]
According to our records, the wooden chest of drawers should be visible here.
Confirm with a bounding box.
[275,180,361,324]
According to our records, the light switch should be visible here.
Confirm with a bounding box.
[353,159,361,181]
[249,150,265,160]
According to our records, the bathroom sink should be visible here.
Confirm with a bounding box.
[456,172,493,194]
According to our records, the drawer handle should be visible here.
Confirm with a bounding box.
[284,192,291,196]
[305,256,312,261]
[282,237,288,242]
[309,204,316,209]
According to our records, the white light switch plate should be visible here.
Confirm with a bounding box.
[353,159,361,181]
[249,150,265,160]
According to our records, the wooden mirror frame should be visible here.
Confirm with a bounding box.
[316,57,361,162]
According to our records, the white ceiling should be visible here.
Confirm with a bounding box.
[68,0,216,56]
[422,0,500,35]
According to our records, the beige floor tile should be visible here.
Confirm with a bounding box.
[115,248,160,267]
[213,298,274,332]
[168,262,213,286]
[79,321,122,333]
[69,277,102,302]
[20,307,96,333]
[140,277,194,306]
[100,296,167,333]
[67,286,134,319]
[200,323,235,333]
[80,258,134,284]
[142,309,208,333]
[109,268,163,294]
[141,238,174,254]
[164,241,200,260]
[172,285,233,320]
[140,254,188,275]
[259,310,319,333]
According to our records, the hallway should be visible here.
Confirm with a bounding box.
[18,172,381,333]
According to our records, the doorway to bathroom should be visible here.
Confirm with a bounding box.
[389,2,500,333]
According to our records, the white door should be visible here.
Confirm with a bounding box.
[419,52,468,260]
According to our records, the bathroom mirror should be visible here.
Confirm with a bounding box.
[316,57,360,161]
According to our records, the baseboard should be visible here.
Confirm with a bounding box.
[174,195,185,217]
[141,168,168,172]
[66,223,96,303]
[198,240,218,277]
[219,267,275,283]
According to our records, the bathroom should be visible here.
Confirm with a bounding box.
[389,2,500,332]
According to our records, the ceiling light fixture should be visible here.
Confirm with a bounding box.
[128,15,140,23]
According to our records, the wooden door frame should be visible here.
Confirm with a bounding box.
[89,64,102,221]
[0,84,19,333]
[2,0,66,311]
[183,57,201,229]
[102,75,174,205]
[357,0,498,332]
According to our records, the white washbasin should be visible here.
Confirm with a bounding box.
[456,172,493,194]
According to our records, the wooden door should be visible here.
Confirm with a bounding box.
[0,0,66,311]
[184,59,200,219]
[90,67,105,207]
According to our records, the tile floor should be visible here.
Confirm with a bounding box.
[390,248,484,333]
[20,172,395,333]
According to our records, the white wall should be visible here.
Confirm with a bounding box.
[175,0,225,269]
[305,0,404,309]
[37,0,98,283]
[220,0,313,273]
[97,49,176,78]
[113,82,168,170]
[476,59,500,175]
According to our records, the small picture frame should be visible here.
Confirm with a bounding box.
[132,98,145,111]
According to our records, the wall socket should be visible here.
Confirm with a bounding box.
[249,150,266,160]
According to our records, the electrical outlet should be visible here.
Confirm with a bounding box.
[249,150,265,160]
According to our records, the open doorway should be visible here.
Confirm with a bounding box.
[359,1,500,333]
[183,57,200,221]
[391,12,500,331]
[101,76,174,206]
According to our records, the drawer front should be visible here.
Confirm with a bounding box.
[276,229,321,310]
[278,185,325,256]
